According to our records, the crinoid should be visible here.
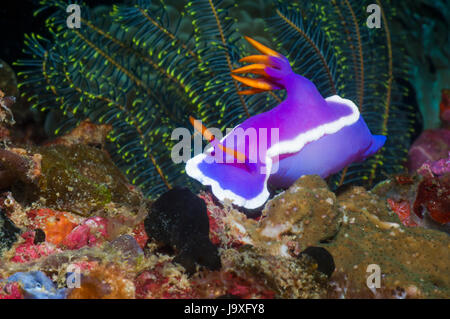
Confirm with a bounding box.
[15,0,417,200]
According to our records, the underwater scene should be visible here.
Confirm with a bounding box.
[0,0,448,300]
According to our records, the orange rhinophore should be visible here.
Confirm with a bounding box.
[232,64,268,76]
[243,36,281,57]
[231,37,284,95]
[230,74,278,91]
[189,116,247,162]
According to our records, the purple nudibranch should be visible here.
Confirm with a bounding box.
[186,37,386,209]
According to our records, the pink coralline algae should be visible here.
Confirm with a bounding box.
[387,154,449,229]
[0,282,23,299]
[417,152,450,178]
[195,271,276,299]
[407,90,450,172]
[414,154,450,226]
[407,129,450,171]
[200,192,245,248]
[11,231,61,263]
[62,217,109,250]
[131,222,148,249]
[135,264,197,299]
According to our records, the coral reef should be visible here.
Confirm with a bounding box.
[33,144,143,216]
[199,175,449,298]
[1,152,448,299]
[0,282,23,299]
[26,209,78,246]
[0,1,446,299]
[214,247,327,299]
[134,260,196,299]
[0,98,448,299]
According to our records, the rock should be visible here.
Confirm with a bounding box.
[135,261,196,299]
[108,234,143,265]
[0,144,143,216]
[417,152,450,178]
[225,174,449,298]
[10,230,61,263]
[408,90,450,171]
[144,187,221,274]
[0,90,15,126]
[67,264,134,299]
[326,186,450,298]
[413,174,449,228]
[62,216,109,250]
[299,246,335,278]
[46,119,112,149]
[407,129,450,172]
[0,90,15,145]
[0,207,20,254]
[439,89,450,125]
[0,60,17,97]
[235,175,341,257]
[373,165,449,233]
[192,247,328,299]
[36,144,143,216]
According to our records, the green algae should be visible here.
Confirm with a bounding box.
[33,144,142,216]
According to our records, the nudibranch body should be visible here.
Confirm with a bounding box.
[186,37,386,209]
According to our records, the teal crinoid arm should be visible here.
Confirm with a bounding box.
[15,0,418,199]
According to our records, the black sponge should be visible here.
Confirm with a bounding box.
[0,207,20,254]
[299,246,335,278]
[144,187,221,274]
